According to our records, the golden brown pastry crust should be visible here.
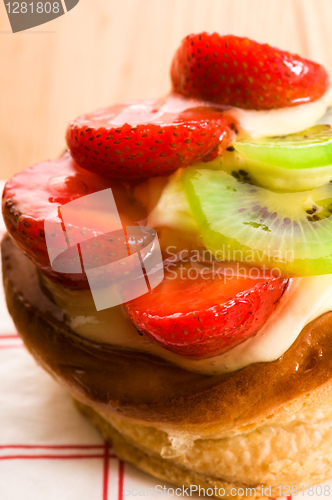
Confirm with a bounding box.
[75,399,332,498]
[3,232,332,441]
[75,400,271,500]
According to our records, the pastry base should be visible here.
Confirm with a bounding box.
[74,398,332,499]
[74,399,270,500]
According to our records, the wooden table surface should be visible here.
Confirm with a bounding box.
[1,0,332,179]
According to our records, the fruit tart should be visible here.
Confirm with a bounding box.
[3,33,332,498]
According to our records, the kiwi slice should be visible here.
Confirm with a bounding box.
[225,124,332,192]
[234,124,332,169]
[220,146,332,192]
[182,167,332,276]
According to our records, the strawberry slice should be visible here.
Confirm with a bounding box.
[2,153,147,289]
[171,33,330,110]
[125,263,288,359]
[66,96,235,180]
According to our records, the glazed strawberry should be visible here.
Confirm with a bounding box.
[66,96,235,180]
[2,153,148,289]
[171,33,330,110]
[125,263,288,359]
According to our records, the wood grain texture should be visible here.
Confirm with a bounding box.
[1,0,332,179]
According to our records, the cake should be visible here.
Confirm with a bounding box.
[2,33,332,498]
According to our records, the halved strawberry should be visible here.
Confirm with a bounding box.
[171,33,330,110]
[2,153,147,289]
[66,95,235,180]
[125,262,288,359]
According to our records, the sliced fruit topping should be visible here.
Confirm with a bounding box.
[220,152,332,193]
[2,153,147,289]
[171,33,330,110]
[66,97,234,180]
[234,124,332,169]
[182,167,332,276]
[221,126,332,192]
[125,261,288,359]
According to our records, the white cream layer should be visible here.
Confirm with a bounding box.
[45,274,332,375]
[150,89,332,138]
[224,86,332,137]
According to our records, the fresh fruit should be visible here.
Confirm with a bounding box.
[182,166,332,276]
[220,151,332,192]
[221,134,332,192]
[125,261,288,359]
[171,33,330,110]
[2,153,148,289]
[234,124,332,169]
[66,97,235,180]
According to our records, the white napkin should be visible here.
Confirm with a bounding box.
[0,180,330,499]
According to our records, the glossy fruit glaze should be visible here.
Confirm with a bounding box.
[171,33,330,110]
[66,96,236,179]
[2,153,147,289]
[125,261,288,358]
